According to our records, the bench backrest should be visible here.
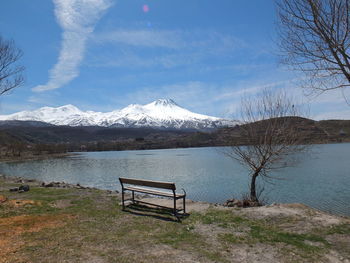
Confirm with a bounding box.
[119,177,176,190]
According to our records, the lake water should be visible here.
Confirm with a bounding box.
[0,144,349,216]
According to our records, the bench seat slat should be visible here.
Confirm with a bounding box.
[124,186,185,198]
[120,177,176,190]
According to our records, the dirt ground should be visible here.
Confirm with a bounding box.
[1,176,350,263]
[136,197,350,263]
[0,213,75,263]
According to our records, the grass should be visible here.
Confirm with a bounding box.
[187,208,338,261]
[199,209,245,225]
[219,233,243,244]
[0,181,349,263]
[324,223,350,235]
[249,224,328,252]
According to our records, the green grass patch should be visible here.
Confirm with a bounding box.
[189,208,331,260]
[219,233,244,244]
[190,209,245,226]
[0,186,84,218]
[155,225,200,248]
[249,224,328,252]
[324,223,350,235]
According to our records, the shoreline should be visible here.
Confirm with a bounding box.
[1,173,349,220]
[1,141,349,164]
[0,174,99,191]
[0,152,78,163]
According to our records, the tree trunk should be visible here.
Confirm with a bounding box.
[250,172,259,203]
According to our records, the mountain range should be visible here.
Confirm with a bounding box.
[0,99,235,129]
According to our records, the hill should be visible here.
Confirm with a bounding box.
[211,117,350,146]
[0,118,349,159]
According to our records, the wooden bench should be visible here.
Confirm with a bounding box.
[119,177,186,216]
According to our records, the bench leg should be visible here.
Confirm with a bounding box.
[121,189,125,210]
[174,197,177,217]
[183,197,186,214]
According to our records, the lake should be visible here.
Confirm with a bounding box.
[0,143,349,216]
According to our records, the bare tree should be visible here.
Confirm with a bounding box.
[0,35,24,96]
[277,0,350,100]
[225,90,308,204]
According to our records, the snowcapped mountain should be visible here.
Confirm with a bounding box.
[0,99,236,129]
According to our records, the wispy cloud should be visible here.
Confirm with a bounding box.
[28,92,59,106]
[94,29,243,50]
[0,102,37,114]
[112,76,342,120]
[89,29,245,69]
[313,109,350,120]
[94,29,186,49]
[32,0,112,92]
[104,81,221,115]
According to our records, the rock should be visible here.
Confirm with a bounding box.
[19,185,30,192]
[266,202,277,207]
[42,181,75,188]
[16,179,24,183]
[0,195,7,203]
[42,182,54,187]
[9,187,19,192]
[46,182,58,187]
[224,198,243,207]
[223,198,261,208]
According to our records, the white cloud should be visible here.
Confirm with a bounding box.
[28,92,59,106]
[94,29,243,50]
[89,29,245,69]
[95,29,185,49]
[101,73,302,119]
[32,0,112,92]
[0,102,36,114]
[307,88,350,105]
[313,109,350,120]
[104,81,222,115]
[139,77,336,120]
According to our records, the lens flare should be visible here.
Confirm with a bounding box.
[143,4,149,13]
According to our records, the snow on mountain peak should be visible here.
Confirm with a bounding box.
[150,98,178,107]
[0,99,237,129]
[57,104,80,112]
[37,104,81,115]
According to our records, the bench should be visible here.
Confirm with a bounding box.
[119,177,186,216]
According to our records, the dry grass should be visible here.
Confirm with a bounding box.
[0,177,349,263]
[0,214,75,263]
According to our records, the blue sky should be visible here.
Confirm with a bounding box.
[0,0,349,120]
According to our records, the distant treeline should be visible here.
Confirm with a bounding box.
[1,117,349,159]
